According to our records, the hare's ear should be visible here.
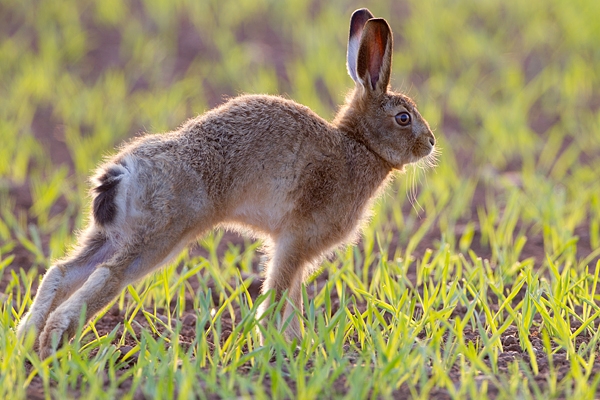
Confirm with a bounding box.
[347,8,374,83]
[356,18,393,94]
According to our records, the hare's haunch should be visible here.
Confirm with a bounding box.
[17,8,436,358]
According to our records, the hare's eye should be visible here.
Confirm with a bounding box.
[395,112,411,126]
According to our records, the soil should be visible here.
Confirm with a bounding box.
[3,6,600,400]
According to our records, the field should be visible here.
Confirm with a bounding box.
[1,0,600,398]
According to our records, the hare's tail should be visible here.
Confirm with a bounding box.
[92,160,129,225]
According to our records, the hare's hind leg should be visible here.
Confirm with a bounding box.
[37,229,197,359]
[37,246,139,359]
[16,227,113,345]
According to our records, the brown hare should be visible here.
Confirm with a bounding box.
[17,8,436,358]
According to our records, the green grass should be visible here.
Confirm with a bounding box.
[1,0,600,398]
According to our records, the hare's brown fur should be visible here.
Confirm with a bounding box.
[17,9,436,358]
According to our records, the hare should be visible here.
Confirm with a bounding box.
[17,8,436,358]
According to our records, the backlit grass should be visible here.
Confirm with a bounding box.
[1,0,600,398]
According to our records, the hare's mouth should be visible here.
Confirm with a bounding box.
[409,140,438,166]
[411,143,434,159]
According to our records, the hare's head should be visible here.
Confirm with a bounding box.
[337,8,436,169]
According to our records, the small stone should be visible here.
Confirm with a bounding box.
[110,306,121,316]
[503,335,518,346]
[182,313,198,327]
[119,345,133,353]
[117,346,138,363]
[504,344,521,352]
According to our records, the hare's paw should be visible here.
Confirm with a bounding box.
[16,312,42,348]
[282,319,303,343]
[38,310,78,359]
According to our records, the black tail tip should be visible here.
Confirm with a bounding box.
[92,167,124,225]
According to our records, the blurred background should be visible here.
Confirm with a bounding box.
[0,0,599,277]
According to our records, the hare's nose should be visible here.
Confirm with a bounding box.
[429,137,435,147]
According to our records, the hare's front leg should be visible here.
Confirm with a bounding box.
[259,237,316,341]
[17,228,112,346]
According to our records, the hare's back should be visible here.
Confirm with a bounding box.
[183,95,340,186]
[196,95,339,148]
